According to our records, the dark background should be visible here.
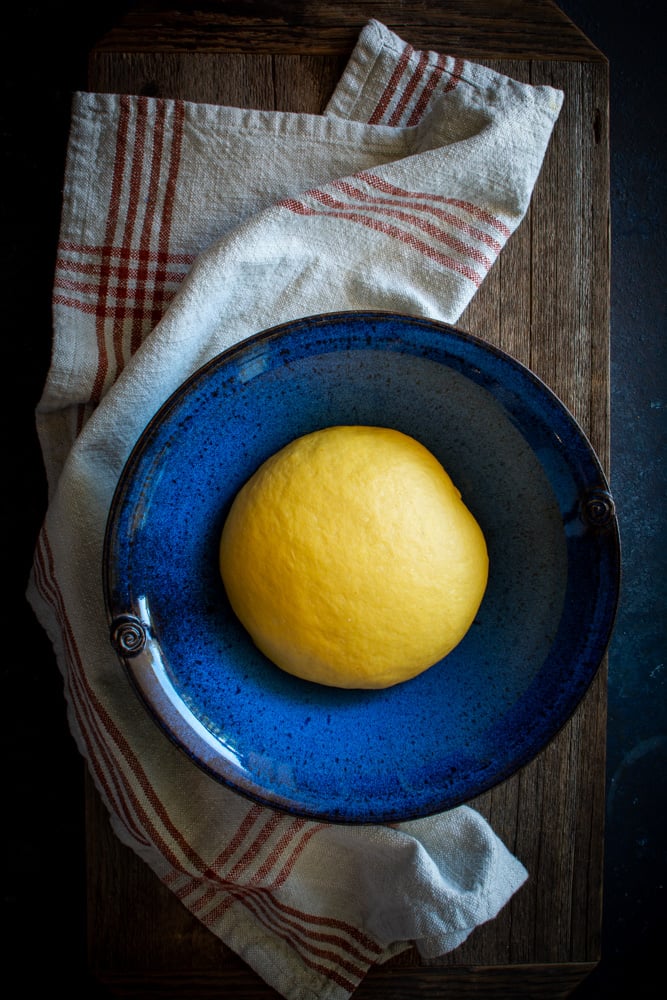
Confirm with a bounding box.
[3,2,664,995]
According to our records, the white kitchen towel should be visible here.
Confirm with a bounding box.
[27,19,563,1000]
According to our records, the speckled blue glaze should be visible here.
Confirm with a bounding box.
[103,311,621,823]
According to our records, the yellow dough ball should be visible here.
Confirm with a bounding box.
[219,425,488,689]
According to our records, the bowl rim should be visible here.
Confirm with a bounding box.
[103,309,621,823]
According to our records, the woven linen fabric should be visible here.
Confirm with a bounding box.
[27,20,562,1000]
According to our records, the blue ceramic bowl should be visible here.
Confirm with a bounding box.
[103,311,620,823]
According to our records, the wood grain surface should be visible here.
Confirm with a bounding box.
[86,2,610,996]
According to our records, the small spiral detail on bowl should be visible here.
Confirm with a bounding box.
[582,489,616,528]
[110,615,147,657]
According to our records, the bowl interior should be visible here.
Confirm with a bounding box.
[104,311,620,823]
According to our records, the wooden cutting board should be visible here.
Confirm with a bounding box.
[85,2,610,995]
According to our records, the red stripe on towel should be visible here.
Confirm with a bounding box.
[281,197,482,285]
[332,179,503,252]
[111,96,149,376]
[387,50,430,126]
[406,52,448,125]
[33,526,222,876]
[90,95,131,405]
[368,42,414,124]
[32,532,151,846]
[81,98,189,406]
[222,886,366,987]
[57,241,195,266]
[358,171,512,236]
[311,188,493,269]
[129,99,168,354]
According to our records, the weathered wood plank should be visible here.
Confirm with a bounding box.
[90,0,604,61]
[90,50,348,111]
[95,961,598,998]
